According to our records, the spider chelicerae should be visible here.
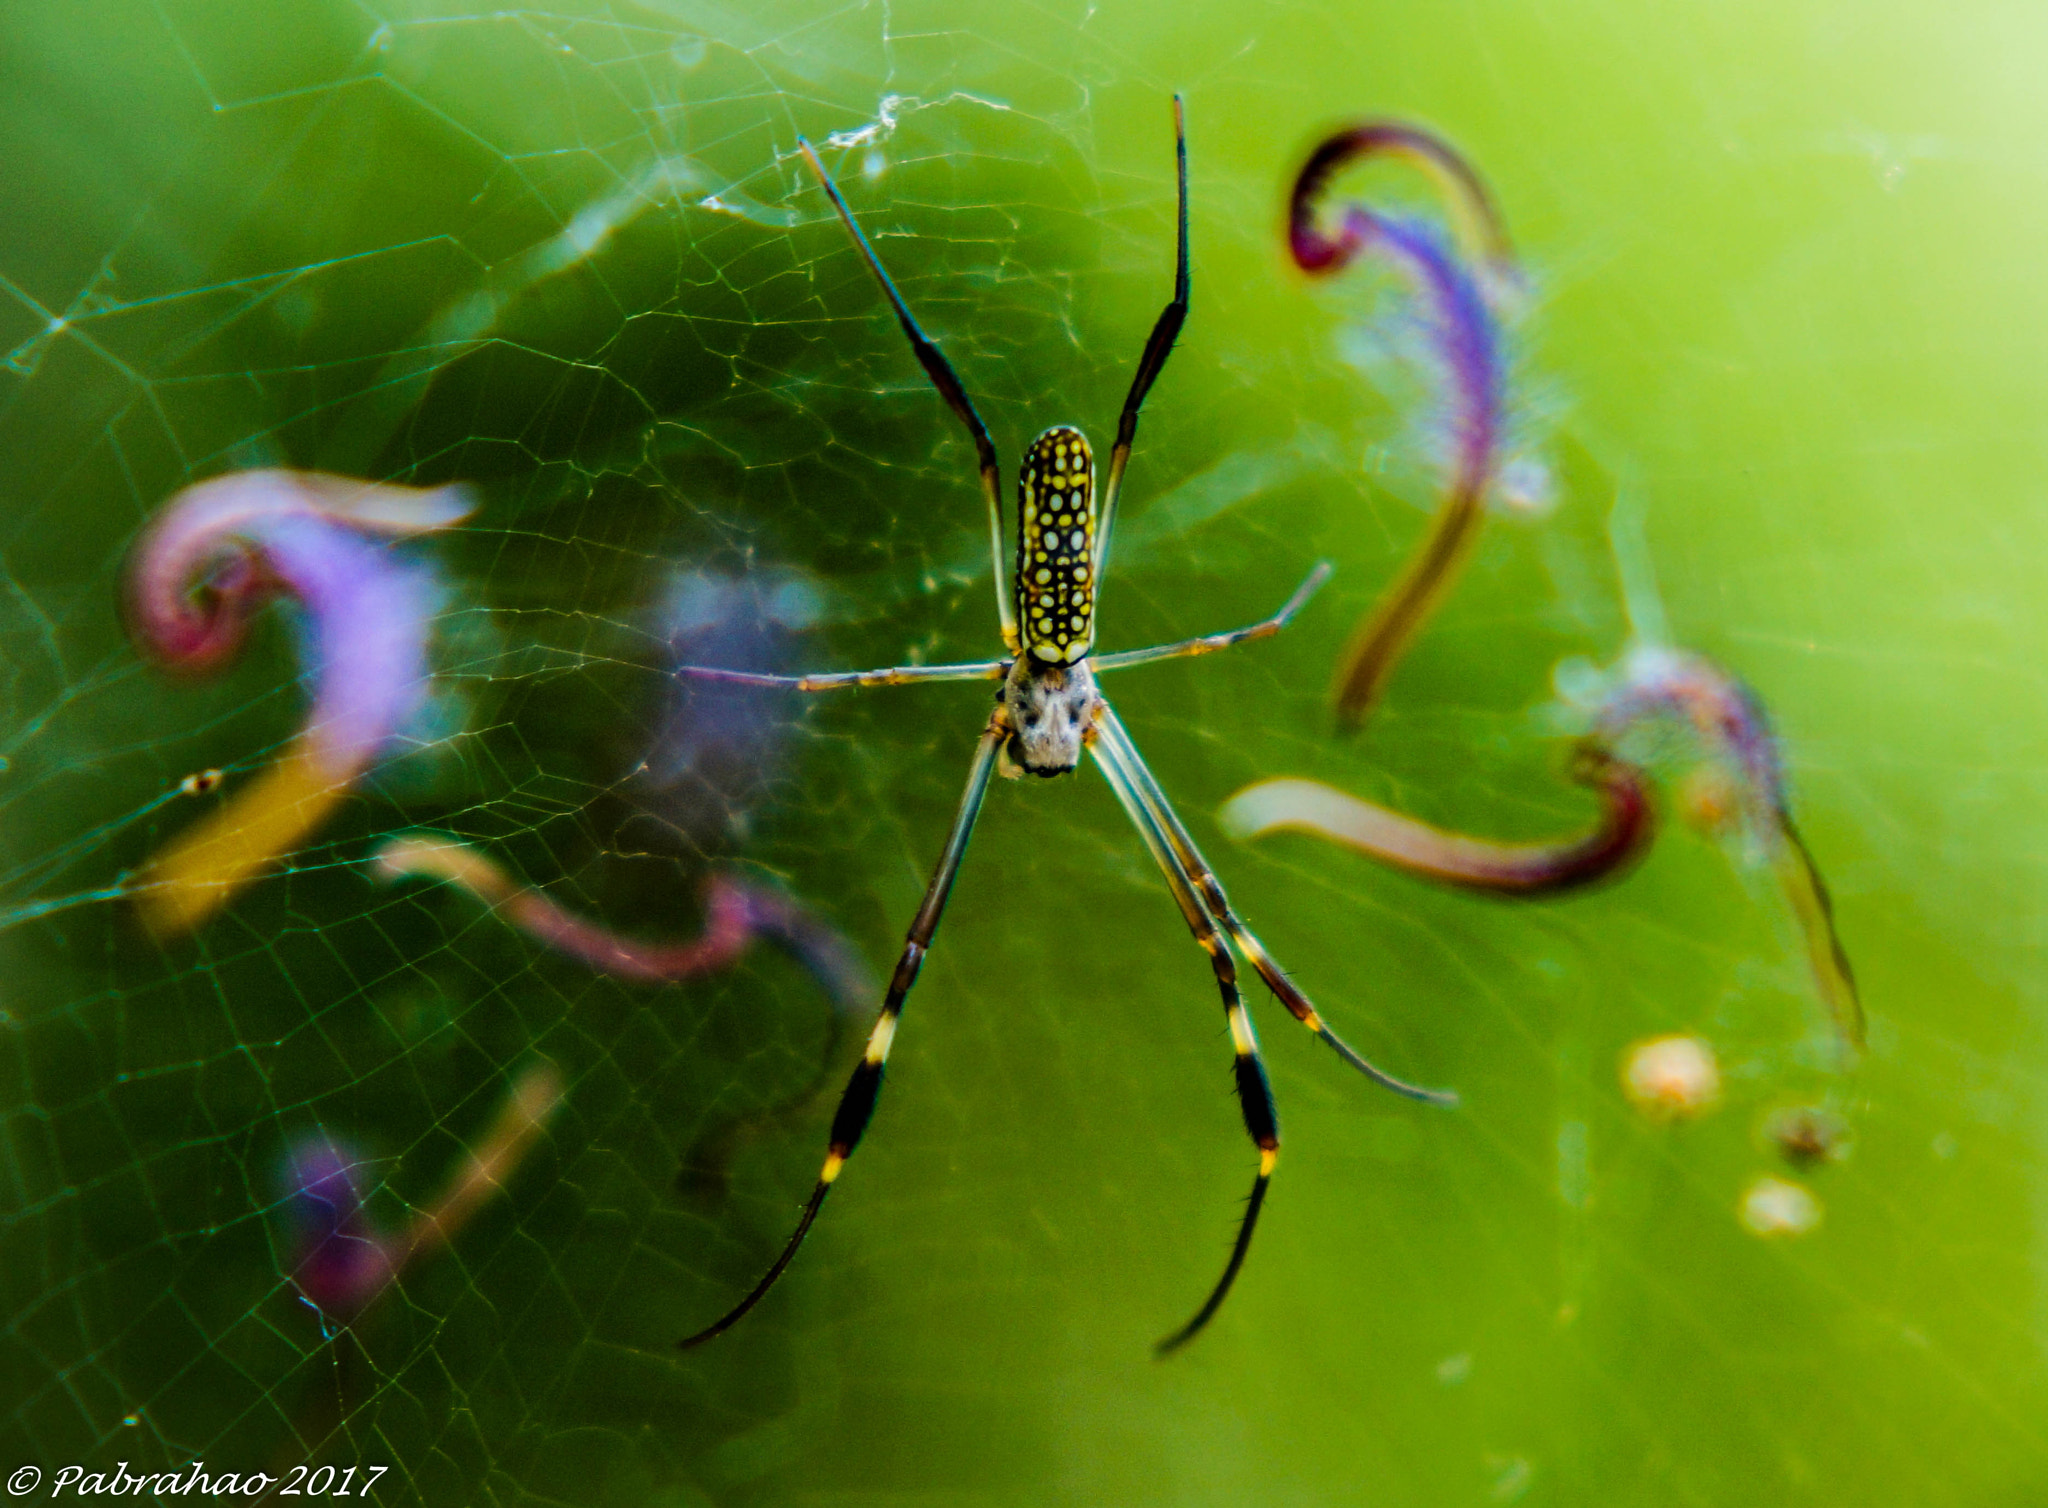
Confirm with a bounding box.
[680,98,1454,1355]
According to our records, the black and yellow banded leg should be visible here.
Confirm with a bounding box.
[1096,708,1457,1108]
[796,138,1017,651]
[1095,94,1190,596]
[1161,968,1281,1357]
[1090,734,1282,1354]
[680,721,1006,1349]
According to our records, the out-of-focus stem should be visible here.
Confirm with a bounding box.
[402,1062,565,1263]
[376,833,751,983]
[1330,478,1487,729]
[1771,822,1865,1057]
[1593,647,1865,1063]
[283,1061,563,1319]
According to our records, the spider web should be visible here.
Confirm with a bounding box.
[4,0,2047,1504]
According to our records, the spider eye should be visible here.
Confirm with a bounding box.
[1023,712,1042,730]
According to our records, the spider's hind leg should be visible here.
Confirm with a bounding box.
[1089,725,1281,1354]
[1098,707,1457,1107]
[679,719,1006,1348]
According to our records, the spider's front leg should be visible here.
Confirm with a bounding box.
[1087,562,1333,676]
[673,658,1010,693]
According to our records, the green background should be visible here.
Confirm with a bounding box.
[3,0,2044,1503]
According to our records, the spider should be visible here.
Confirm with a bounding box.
[678,99,1454,1356]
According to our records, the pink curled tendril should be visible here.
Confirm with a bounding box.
[371,833,873,1009]
[372,835,875,1192]
[1288,123,1522,727]
[123,470,474,937]
[1222,743,1653,897]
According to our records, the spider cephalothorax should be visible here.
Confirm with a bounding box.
[999,656,1102,777]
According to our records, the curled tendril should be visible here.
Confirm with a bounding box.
[282,1062,563,1318]
[371,833,872,1005]
[373,834,875,1192]
[1221,743,1653,895]
[1289,123,1521,728]
[1224,645,1863,1062]
[124,470,474,937]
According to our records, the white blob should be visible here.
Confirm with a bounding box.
[1621,1034,1720,1122]
[1739,1176,1822,1238]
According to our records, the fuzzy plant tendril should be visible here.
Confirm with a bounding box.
[281,1062,562,1318]
[1226,645,1863,1062]
[1288,123,1521,728]
[123,470,474,937]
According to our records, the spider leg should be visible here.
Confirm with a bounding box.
[1088,563,1331,675]
[673,659,1009,693]
[1095,706,1457,1107]
[1096,95,1190,593]
[680,718,1006,1348]
[797,138,1016,651]
[1088,730,1278,1355]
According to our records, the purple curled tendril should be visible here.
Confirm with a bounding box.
[124,470,473,936]
[282,1063,562,1319]
[1288,123,1519,727]
[280,1139,395,1316]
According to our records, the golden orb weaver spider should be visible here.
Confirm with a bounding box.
[678,98,1455,1356]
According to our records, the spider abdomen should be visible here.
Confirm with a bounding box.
[1015,426,1096,665]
